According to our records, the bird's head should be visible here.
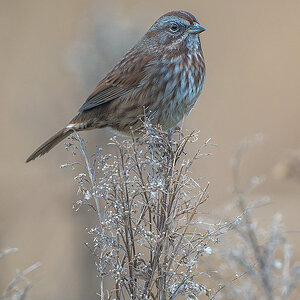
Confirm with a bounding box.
[144,10,205,54]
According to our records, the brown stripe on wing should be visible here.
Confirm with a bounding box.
[79,52,152,112]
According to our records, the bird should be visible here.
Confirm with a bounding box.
[26,10,206,163]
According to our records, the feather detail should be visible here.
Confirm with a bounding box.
[79,53,152,112]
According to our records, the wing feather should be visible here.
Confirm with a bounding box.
[78,52,152,112]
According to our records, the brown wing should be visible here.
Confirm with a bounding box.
[79,52,152,112]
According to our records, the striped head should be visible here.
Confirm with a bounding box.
[143,10,205,55]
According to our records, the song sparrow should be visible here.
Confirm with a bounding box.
[26,10,206,162]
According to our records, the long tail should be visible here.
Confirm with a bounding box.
[26,127,72,163]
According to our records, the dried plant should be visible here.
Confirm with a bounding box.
[63,127,300,300]
[0,248,40,300]
[62,121,219,299]
[272,149,300,183]
[210,136,300,300]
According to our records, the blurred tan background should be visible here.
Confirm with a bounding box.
[0,0,299,299]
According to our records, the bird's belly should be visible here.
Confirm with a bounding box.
[149,60,205,129]
[158,93,200,129]
[155,76,203,129]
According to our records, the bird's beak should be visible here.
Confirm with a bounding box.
[187,22,206,34]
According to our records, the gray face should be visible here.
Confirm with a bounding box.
[145,15,203,52]
[184,31,201,51]
[150,15,191,34]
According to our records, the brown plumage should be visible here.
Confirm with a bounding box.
[26,10,206,163]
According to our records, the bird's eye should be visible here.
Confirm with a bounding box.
[169,23,179,32]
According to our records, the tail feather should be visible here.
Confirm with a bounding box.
[26,128,72,163]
